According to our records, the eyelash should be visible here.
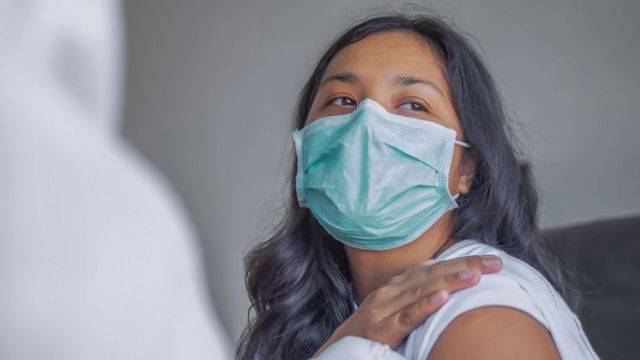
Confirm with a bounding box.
[325,96,430,113]
[399,101,427,112]
[326,96,356,107]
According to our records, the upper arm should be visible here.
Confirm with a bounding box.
[427,306,560,360]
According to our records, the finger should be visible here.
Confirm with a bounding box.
[387,290,450,337]
[377,267,481,316]
[428,255,502,275]
[392,255,500,285]
[422,259,437,266]
[387,258,437,285]
[390,255,501,292]
[419,268,483,296]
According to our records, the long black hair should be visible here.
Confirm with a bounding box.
[237,10,576,360]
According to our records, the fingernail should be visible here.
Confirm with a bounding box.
[458,269,477,280]
[481,256,501,268]
[422,259,437,266]
[430,290,449,303]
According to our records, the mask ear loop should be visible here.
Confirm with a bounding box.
[451,139,471,201]
[455,140,470,148]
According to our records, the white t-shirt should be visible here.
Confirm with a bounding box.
[394,239,599,359]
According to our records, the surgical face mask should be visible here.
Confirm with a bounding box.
[292,98,470,251]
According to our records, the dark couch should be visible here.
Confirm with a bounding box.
[544,215,640,360]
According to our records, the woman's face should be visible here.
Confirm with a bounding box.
[305,30,474,197]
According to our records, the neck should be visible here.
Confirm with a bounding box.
[346,215,455,304]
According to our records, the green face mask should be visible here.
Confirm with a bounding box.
[292,98,470,251]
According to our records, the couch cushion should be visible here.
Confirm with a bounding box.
[544,215,640,359]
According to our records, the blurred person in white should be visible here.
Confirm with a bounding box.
[0,0,233,358]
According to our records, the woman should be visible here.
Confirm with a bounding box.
[238,10,599,360]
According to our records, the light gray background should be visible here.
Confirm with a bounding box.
[121,0,640,341]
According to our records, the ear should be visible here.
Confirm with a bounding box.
[456,151,476,195]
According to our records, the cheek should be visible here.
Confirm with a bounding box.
[447,147,463,194]
[304,97,323,126]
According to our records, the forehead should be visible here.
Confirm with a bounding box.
[323,30,448,92]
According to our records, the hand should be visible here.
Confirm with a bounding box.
[313,255,503,357]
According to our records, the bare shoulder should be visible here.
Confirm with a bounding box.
[427,306,560,360]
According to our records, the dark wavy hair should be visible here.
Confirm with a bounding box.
[237,10,576,360]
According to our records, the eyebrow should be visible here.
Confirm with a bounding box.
[319,72,361,87]
[393,75,444,96]
[318,72,444,96]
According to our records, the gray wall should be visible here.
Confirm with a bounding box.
[121,0,640,341]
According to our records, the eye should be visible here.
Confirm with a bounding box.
[399,101,428,112]
[326,96,356,107]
